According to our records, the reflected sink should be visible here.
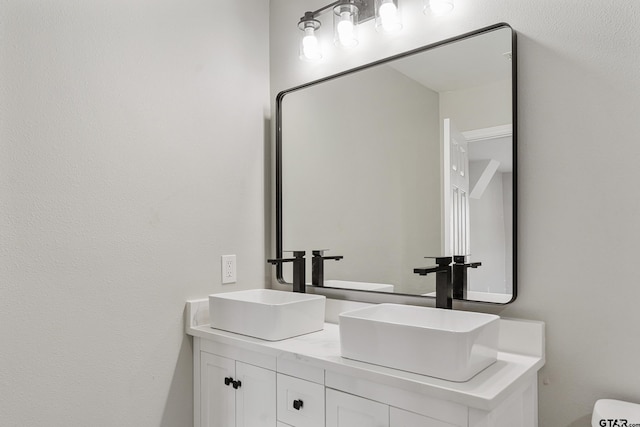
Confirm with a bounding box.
[209,289,325,341]
[339,303,499,382]
[324,280,394,293]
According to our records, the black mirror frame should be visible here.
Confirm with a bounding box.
[274,23,517,305]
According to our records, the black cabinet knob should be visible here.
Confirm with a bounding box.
[224,377,233,386]
[292,399,303,410]
[232,380,242,389]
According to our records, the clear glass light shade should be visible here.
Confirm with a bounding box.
[425,0,454,16]
[333,3,359,48]
[299,26,322,61]
[375,0,402,33]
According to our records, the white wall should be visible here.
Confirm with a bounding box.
[0,0,269,425]
[281,65,441,293]
[440,79,512,131]
[270,1,640,426]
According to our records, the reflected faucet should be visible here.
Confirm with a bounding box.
[312,250,343,287]
[267,250,306,293]
[452,255,482,300]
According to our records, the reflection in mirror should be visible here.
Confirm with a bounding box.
[276,24,516,304]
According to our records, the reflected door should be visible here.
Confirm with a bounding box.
[443,118,470,256]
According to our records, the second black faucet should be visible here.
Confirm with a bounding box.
[312,250,343,287]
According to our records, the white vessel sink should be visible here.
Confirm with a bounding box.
[209,289,325,341]
[339,303,499,382]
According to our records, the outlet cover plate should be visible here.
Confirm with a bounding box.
[221,255,236,284]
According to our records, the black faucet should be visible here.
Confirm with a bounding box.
[452,255,482,300]
[311,250,343,287]
[414,256,482,309]
[267,250,306,293]
[414,256,453,309]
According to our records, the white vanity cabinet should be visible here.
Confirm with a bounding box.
[196,340,276,427]
[187,300,545,427]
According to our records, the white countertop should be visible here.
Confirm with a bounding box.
[186,299,545,411]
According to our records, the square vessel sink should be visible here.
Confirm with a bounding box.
[209,289,325,341]
[339,303,499,382]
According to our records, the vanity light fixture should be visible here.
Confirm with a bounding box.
[297,0,451,61]
[425,0,454,16]
[297,0,400,61]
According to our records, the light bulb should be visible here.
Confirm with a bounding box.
[300,27,321,61]
[298,14,322,62]
[333,4,359,48]
[337,12,357,47]
[376,0,402,33]
[426,0,454,16]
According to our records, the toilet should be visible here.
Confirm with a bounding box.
[592,399,640,427]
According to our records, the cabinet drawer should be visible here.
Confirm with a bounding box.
[390,407,459,427]
[326,388,389,427]
[277,374,324,427]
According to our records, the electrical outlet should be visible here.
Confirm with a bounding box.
[221,255,236,284]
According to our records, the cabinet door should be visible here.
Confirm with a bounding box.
[326,388,389,427]
[200,352,236,427]
[236,361,276,427]
[390,407,459,427]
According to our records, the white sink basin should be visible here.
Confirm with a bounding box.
[209,289,325,341]
[339,303,499,382]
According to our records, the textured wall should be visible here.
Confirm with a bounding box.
[0,0,269,425]
[269,0,640,426]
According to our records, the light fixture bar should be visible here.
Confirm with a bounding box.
[351,0,375,24]
[305,1,340,19]
[301,0,376,26]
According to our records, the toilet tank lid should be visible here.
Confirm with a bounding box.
[593,399,640,425]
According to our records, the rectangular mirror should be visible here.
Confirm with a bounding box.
[275,23,517,304]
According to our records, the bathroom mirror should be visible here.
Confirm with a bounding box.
[276,23,516,304]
